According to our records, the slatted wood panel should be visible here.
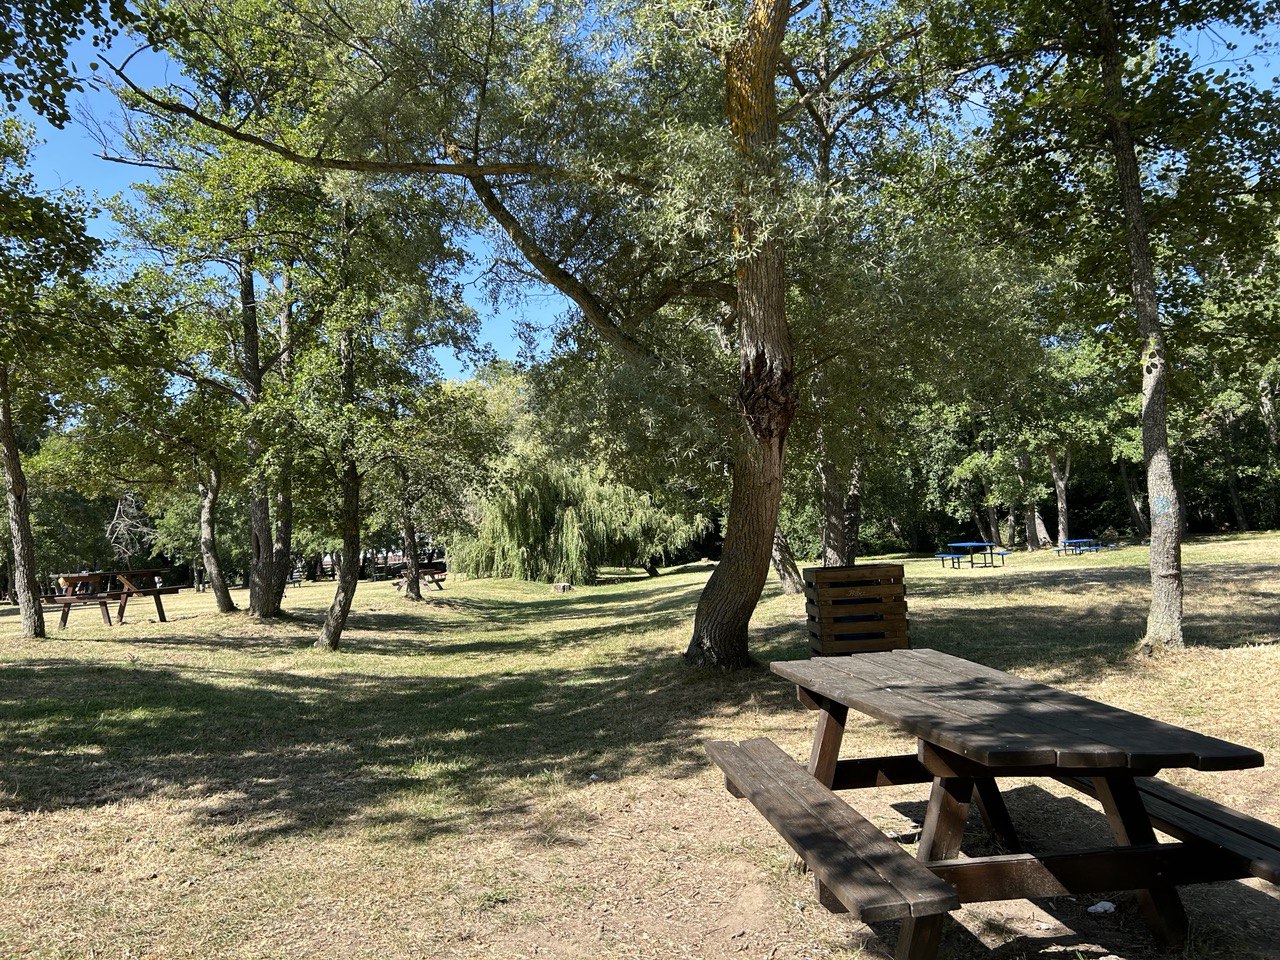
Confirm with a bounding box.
[801,564,909,656]
[772,650,1265,772]
[704,738,959,921]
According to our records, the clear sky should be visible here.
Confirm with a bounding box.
[14,35,553,380]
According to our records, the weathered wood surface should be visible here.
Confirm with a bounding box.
[802,563,910,657]
[705,737,959,922]
[772,649,1263,771]
[1061,774,1280,884]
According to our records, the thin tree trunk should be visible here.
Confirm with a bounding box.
[238,247,279,619]
[1223,427,1249,533]
[0,365,44,638]
[1101,0,1183,648]
[817,454,848,566]
[1034,509,1051,548]
[973,509,994,547]
[1119,460,1149,535]
[1047,447,1070,545]
[197,463,236,613]
[1015,451,1039,551]
[317,327,361,651]
[270,465,293,608]
[685,0,795,669]
[844,458,863,561]
[1004,510,1017,548]
[402,508,423,600]
[982,478,1003,548]
[317,462,360,650]
[770,526,804,594]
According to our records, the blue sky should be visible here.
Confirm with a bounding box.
[15,36,551,379]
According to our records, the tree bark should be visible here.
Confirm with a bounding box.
[0,364,45,638]
[844,458,863,561]
[317,460,360,650]
[1047,447,1070,545]
[817,453,848,566]
[317,328,361,651]
[1015,451,1040,550]
[269,280,295,608]
[685,0,795,669]
[238,247,280,619]
[402,508,423,600]
[1223,424,1249,533]
[770,526,804,594]
[1100,0,1183,648]
[197,463,237,613]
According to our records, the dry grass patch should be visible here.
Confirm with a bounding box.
[0,536,1278,959]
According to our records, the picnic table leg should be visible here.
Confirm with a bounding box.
[153,593,168,622]
[117,593,129,624]
[98,601,112,626]
[1092,774,1188,950]
[801,694,848,908]
[971,777,1022,853]
[59,605,71,630]
[896,776,973,960]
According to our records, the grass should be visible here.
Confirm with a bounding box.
[0,534,1277,959]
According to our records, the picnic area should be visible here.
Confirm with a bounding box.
[2,535,1277,959]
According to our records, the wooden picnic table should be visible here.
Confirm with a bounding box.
[707,649,1277,959]
[45,569,180,629]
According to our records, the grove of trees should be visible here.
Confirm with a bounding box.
[1,0,1277,663]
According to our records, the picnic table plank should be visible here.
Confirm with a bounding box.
[773,650,1263,772]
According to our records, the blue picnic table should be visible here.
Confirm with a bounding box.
[1056,538,1101,556]
[936,541,1009,569]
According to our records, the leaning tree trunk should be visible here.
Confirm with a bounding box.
[0,365,44,638]
[197,464,237,613]
[685,0,795,669]
[317,460,361,651]
[1047,447,1070,545]
[401,507,423,601]
[1101,1,1183,648]
[770,526,804,594]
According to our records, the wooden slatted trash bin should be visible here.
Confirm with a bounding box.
[802,564,909,656]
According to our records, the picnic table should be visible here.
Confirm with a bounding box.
[936,541,1008,569]
[43,569,181,630]
[707,649,1278,959]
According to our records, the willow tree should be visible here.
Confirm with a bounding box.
[932,0,1280,649]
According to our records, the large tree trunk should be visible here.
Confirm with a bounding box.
[685,0,795,669]
[402,508,423,601]
[844,458,863,561]
[1047,447,1070,545]
[0,365,45,638]
[197,463,237,614]
[770,526,804,594]
[1100,0,1182,648]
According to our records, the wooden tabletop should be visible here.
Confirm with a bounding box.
[773,649,1264,772]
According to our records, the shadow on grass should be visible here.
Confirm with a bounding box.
[0,650,790,847]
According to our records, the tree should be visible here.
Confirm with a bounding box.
[0,119,104,637]
[933,0,1280,648]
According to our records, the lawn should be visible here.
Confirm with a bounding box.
[1,534,1278,959]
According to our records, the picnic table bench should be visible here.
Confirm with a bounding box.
[706,649,1274,959]
[42,570,181,630]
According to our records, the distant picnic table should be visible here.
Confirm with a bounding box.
[707,649,1279,959]
[43,569,181,630]
[935,541,1008,569]
[1054,537,1118,556]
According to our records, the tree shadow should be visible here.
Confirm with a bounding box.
[0,651,792,848]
